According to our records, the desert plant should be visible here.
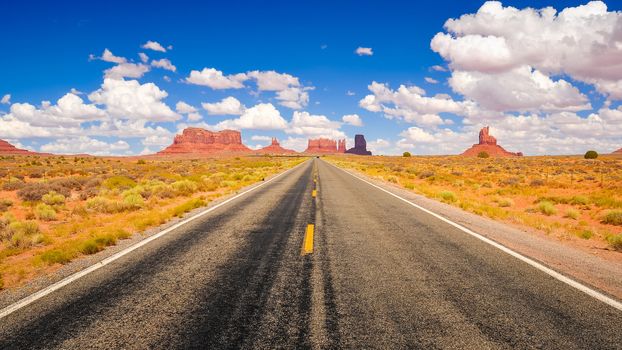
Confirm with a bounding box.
[402,152,411,157]
[102,176,136,190]
[498,198,514,207]
[35,203,57,221]
[439,190,456,202]
[2,177,24,191]
[171,180,198,196]
[570,195,589,206]
[477,151,490,158]
[123,193,144,209]
[564,209,580,220]
[584,150,598,159]
[602,210,622,226]
[607,234,622,251]
[42,191,65,206]
[537,201,557,216]
[0,199,13,212]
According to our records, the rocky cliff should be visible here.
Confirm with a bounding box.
[255,138,296,154]
[345,134,372,155]
[461,127,523,157]
[0,139,35,155]
[158,128,251,155]
[305,138,346,154]
[613,148,622,154]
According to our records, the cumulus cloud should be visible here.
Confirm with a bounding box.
[286,111,345,139]
[8,93,106,127]
[281,137,309,152]
[431,1,622,99]
[216,103,288,130]
[246,70,300,91]
[187,112,202,122]
[141,40,167,52]
[88,78,180,121]
[367,138,391,154]
[202,96,245,115]
[175,101,197,114]
[360,81,466,126]
[1,94,10,104]
[151,58,176,72]
[100,49,126,64]
[355,47,374,56]
[138,52,149,63]
[104,63,150,79]
[40,136,130,155]
[185,68,248,89]
[342,114,363,126]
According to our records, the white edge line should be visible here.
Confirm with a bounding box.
[325,160,622,312]
[0,159,310,319]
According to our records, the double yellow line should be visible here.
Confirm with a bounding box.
[302,167,318,255]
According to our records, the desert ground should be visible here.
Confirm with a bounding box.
[0,155,305,289]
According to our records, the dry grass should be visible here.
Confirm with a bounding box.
[0,154,305,289]
[326,154,622,252]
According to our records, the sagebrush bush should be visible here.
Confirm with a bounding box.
[498,198,514,207]
[17,183,53,201]
[602,210,622,226]
[123,193,144,209]
[439,191,456,202]
[171,180,198,195]
[570,195,589,206]
[42,191,65,205]
[2,177,24,191]
[0,199,13,212]
[35,203,57,221]
[477,151,490,158]
[564,209,580,220]
[102,176,136,190]
[537,201,557,216]
[607,234,622,251]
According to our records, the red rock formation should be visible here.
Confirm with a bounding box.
[613,148,622,154]
[345,134,372,155]
[305,138,346,154]
[255,138,296,154]
[0,139,35,155]
[158,127,251,155]
[461,127,523,157]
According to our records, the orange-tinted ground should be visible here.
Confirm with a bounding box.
[0,154,305,289]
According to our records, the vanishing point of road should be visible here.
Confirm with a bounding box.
[1,158,621,349]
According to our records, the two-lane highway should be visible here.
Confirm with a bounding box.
[1,158,621,349]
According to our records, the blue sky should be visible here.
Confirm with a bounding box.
[1,1,621,155]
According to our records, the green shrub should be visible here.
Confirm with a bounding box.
[8,220,40,236]
[570,195,589,206]
[564,209,580,220]
[0,199,13,212]
[137,159,147,165]
[80,239,102,255]
[477,151,490,158]
[537,201,557,216]
[42,191,65,205]
[35,203,57,221]
[2,177,24,191]
[40,249,73,265]
[402,152,411,157]
[578,230,593,240]
[584,150,598,159]
[171,180,198,196]
[86,197,123,213]
[602,210,622,226]
[607,234,622,251]
[102,176,136,190]
[439,191,456,202]
[123,193,144,209]
[498,198,514,207]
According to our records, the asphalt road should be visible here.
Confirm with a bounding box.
[1,158,621,349]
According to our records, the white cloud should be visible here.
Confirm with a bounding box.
[40,136,130,156]
[431,1,622,99]
[138,52,149,63]
[367,138,391,154]
[202,96,245,115]
[355,47,374,56]
[251,135,272,142]
[187,112,202,122]
[216,103,287,130]
[286,111,345,139]
[425,77,439,84]
[281,137,308,152]
[185,68,248,89]
[431,65,447,72]
[104,63,150,80]
[100,49,126,64]
[88,78,180,121]
[141,40,167,52]
[8,93,106,127]
[151,58,176,72]
[360,81,465,126]
[276,87,310,109]
[1,94,10,104]
[346,90,356,96]
[449,66,591,113]
[342,114,363,126]
[175,101,197,114]
[142,134,173,147]
[246,70,300,91]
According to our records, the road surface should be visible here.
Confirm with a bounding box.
[1,158,621,349]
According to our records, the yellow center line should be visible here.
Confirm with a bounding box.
[312,189,317,197]
[301,224,314,255]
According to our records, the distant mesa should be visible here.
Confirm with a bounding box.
[255,138,296,154]
[305,138,346,154]
[613,147,622,155]
[0,139,37,155]
[158,127,251,155]
[461,126,523,157]
[345,134,372,155]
